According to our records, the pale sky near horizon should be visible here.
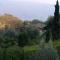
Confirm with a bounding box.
[0,0,59,21]
[17,0,59,4]
[0,0,60,5]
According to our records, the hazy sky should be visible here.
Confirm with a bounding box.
[0,0,59,21]
[18,0,59,4]
[0,0,60,4]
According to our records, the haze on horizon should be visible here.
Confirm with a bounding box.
[0,0,60,21]
[1,0,59,4]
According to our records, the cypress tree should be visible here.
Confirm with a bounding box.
[52,0,60,40]
[44,0,60,42]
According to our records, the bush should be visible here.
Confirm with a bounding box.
[35,47,59,60]
[0,46,23,60]
[56,46,60,59]
[23,40,59,60]
[53,40,60,59]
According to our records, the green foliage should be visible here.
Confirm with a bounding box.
[23,43,59,60]
[53,40,60,58]
[18,27,40,47]
[44,0,60,42]
[0,23,40,47]
[18,30,29,47]
[0,29,17,48]
[36,47,59,60]
[0,46,23,60]
[43,16,53,42]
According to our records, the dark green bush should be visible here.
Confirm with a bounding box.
[0,46,23,60]
[55,46,60,59]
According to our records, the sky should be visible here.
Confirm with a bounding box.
[0,0,60,21]
[0,0,59,4]
[0,0,58,4]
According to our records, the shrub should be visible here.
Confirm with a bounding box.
[0,46,23,60]
[35,47,59,60]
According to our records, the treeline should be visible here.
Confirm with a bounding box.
[0,14,42,48]
[0,14,42,60]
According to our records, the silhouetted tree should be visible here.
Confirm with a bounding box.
[43,20,52,42]
[52,0,60,40]
[44,0,60,42]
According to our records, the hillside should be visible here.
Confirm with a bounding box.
[0,14,23,29]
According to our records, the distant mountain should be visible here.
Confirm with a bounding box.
[0,14,23,29]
